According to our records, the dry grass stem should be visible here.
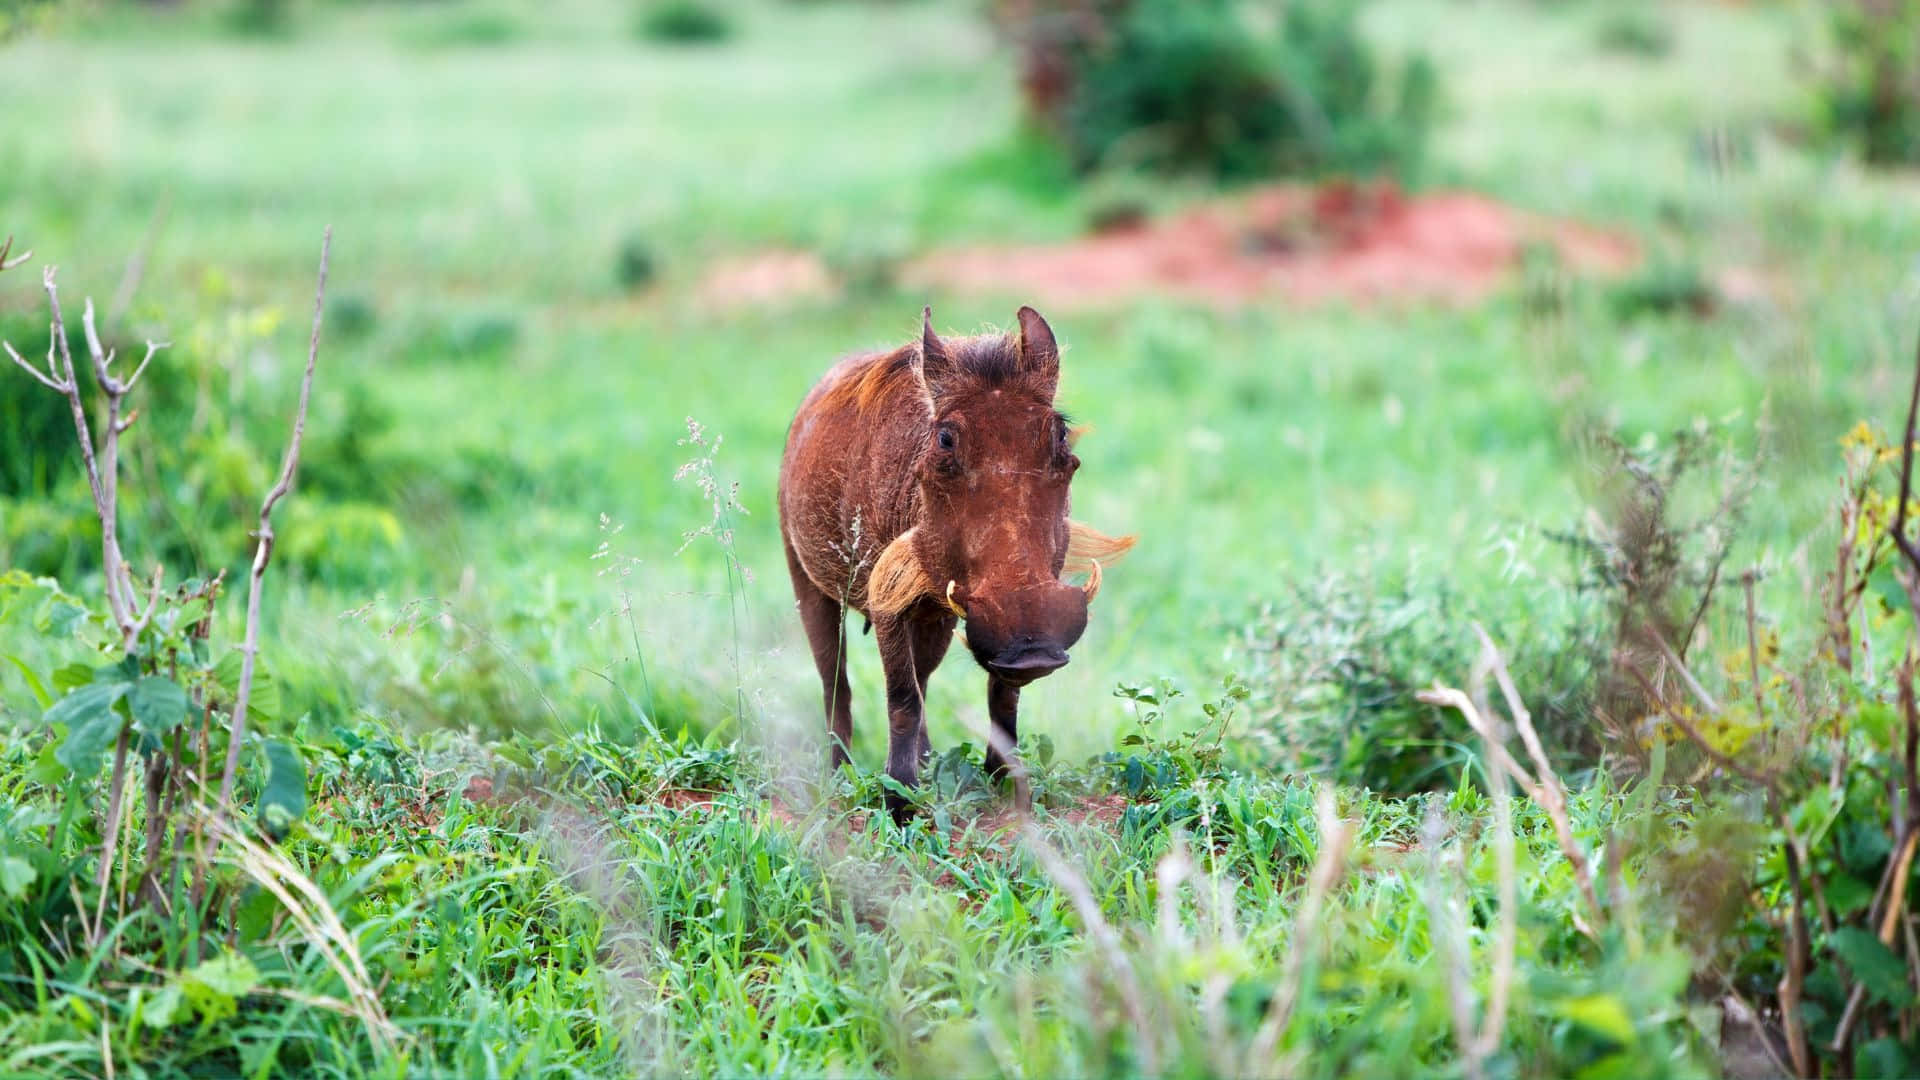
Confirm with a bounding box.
[1021,823,1158,1075]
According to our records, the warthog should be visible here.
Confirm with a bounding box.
[778,305,1132,819]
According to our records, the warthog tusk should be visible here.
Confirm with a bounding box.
[1082,558,1102,603]
[944,580,966,618]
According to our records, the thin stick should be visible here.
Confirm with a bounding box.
[1779,832,1814,1076]
[1890,321,1920,574]
[216,227,330,814]
[0,234,29,272]
[1473,624,1599,928]
[91,731,132,944]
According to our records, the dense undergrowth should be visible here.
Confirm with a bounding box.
[0,697,1719,1076]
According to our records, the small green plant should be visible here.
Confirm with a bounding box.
[637,0,732,44]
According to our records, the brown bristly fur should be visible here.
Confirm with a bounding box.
[1064,520,1137,577]
[812,348,923,420]
[867,528,933,616]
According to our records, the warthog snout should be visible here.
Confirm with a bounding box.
[964,582,1088,686]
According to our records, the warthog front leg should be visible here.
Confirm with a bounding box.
[875,615,924,824]
[985,675,1032,814]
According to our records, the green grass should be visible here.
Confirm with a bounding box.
[0,0,1915,1073]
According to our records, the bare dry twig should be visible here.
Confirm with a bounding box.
[0,234,29,272]
[216,226,330,815]
[1419,633,1602,932]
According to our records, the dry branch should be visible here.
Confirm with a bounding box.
[0,234,29,272]
[1419,630,1602,932]
[216,226,330,814]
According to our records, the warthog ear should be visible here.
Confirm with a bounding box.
[1062,520,1136,577]
[916,306,960,398]
[868,527,933,616]
[1016,305,1059,399]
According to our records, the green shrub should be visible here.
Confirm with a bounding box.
[614,233,660,292]
[1609,257,1717,320]
[223,0,292,37]
[1594,6,1673,59]
[637,0,731,44]
[1231,568,1603,794]
[328,292,378,339]
[993,0,1437,181]
[1816,0,1920,165]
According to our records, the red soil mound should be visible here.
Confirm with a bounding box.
[907,180,1638,309]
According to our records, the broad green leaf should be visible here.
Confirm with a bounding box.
[1871,561,1914,618]
[27,743,65,786]
[0,855,34,900]
[128,675,190,737]
[1855,703,1901,751]
[188,952,260,997]
[213,650,280,722]
[1857,1035,1916,1079]
[40,599,85,637]
[257,740,308,836]
[1826,874,1875,917]
[182,952,259,1023]
[1831,927,1915,1007]
[1554,994,1636,1045]
[491,743,533,768]
[142,984,187,1030]
[49,683,130,776]
[51,662,96,696]
[108,654,140,685]
[2,655,51,709]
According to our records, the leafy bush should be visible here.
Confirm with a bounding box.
[1230,569,1602,794]
[636,0,731,44]
[991,0,1437,181]
[1815,0,1920,165]
[1594,5,1673,59]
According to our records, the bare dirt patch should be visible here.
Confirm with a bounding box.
[907,180,1639,309]
[694,249,835,310]
[693,180,1639,311]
